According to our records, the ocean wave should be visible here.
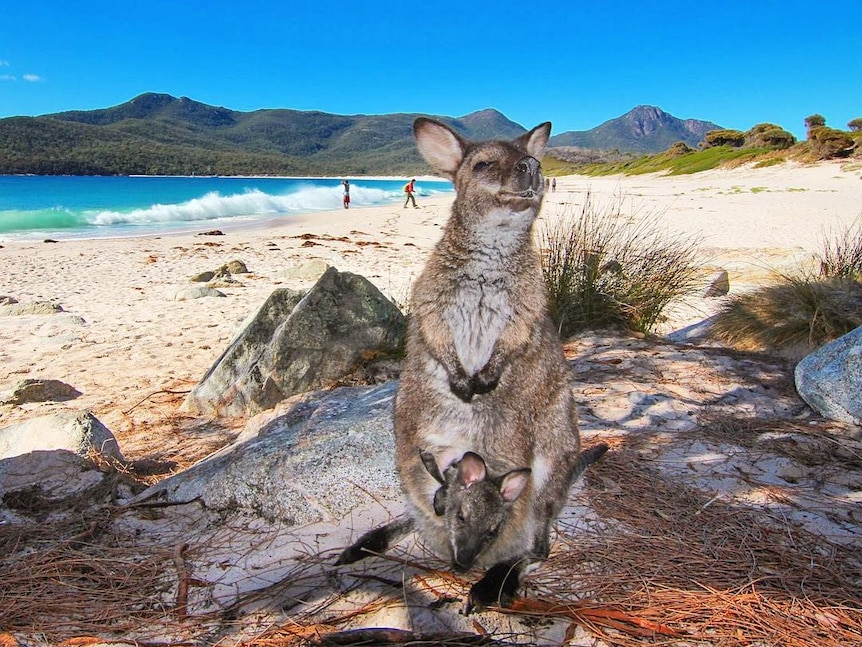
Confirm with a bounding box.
[0,207,88,233]
[90,185,395,226]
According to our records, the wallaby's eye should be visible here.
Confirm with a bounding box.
[473,161,493,173]
[456,510,466,523]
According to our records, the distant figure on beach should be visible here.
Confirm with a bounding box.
[342,179,350,209]
[545,178,550,191]
[551,177,556,192]
[404,178,418,208]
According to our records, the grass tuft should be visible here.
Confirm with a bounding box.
[710,214,862,359]
[540,191,703,336]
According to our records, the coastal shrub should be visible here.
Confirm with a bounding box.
[848,118,862,132]
[745,123,796,149]
[808,126,854,159]
[540,192,702,336]
[703,129,746,148]
[711,216,862,358]
[804,114,826,133]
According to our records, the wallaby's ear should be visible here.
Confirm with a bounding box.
[498,468,531,503]
[457,451,487,487]
[419,449,445,485]
[414,118,465,177]
[516,122,552,160]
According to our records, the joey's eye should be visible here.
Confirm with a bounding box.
[456,510,466,523]
[486,524,500,539]
[473,161,493,173]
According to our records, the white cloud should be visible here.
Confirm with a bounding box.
[0,74,15,82]
[22,74,43,82]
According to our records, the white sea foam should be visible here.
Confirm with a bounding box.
[90,185,396,226]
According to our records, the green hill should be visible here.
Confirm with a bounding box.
[0,94,726,176]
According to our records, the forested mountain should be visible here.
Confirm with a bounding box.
[549,105,721,153]
[0,94,721,175]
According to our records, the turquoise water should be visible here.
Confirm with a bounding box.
[0,176,452,241]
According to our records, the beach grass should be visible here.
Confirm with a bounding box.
[540,191,703,336]
[710,215,862,358]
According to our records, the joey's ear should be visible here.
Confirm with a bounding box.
[457,451,487,486]
[516,122,552,160]
[433,487,447,516]
[413,118,465,177]
[498,468,531,503]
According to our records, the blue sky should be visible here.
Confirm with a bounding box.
[1,1,860,140]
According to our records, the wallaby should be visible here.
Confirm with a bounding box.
[336,118,582,611]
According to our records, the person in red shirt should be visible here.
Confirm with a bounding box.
[404,178,418,208]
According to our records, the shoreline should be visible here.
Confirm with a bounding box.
[1,160,861,456]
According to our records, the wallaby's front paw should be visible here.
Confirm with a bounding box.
[472,367,500,395]
[449,373,475,402]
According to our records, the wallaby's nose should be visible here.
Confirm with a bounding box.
[515,156,540,178]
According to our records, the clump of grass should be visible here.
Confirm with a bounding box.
[710,214,862,359]
[709,276,862,360]
[540,191,703,336]
[818,214,862,278]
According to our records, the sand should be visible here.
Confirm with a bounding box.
[1,160,860,456]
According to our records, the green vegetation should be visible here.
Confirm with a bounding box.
[808,126,855,159]
[703,129,746,147]
[561,113,861,177]
[710,216,862,359]
[574,145,771,176]
[540,192,703,336]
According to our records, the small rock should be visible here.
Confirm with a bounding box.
[4,379,81,405]
[172,286,227,301]
[219,259,249,274]
[0,411,124,461]
[0,300,64,316]
[197,230,225,236]
[189,271,216,283]
[703,269,730,297]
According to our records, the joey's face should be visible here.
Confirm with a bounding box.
[446,482,508,571]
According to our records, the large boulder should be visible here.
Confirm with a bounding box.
[183,267,406,417]
[795,325,862,426]
[0,411,124,461]
[138,381,401,524]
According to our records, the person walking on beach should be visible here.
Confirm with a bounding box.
[342,179,351,209]
[551,177,556,192]
[403,178,418,208]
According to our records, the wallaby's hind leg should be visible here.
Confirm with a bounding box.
[334,517,415,565]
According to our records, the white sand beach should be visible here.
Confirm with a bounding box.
[0,160,860,458]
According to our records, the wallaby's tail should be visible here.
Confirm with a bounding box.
[570,442,610,482]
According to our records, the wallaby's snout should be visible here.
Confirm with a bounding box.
[515,155,542,197]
